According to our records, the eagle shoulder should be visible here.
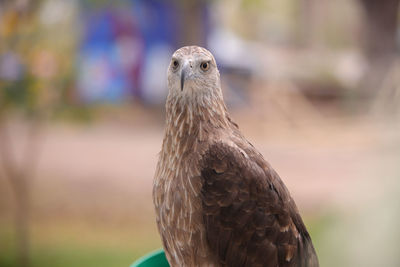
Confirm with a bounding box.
[200,141,319,267]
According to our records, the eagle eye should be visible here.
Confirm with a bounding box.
[171,59,179,71]
[200,61,210,71]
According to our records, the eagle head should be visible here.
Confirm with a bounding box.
[167,46,222,100]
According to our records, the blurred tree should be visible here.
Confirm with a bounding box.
[360,0,399,62]
[358,0,400,97]
[178,0,207,47]
[0,4,37,267]
[0,0,78,266]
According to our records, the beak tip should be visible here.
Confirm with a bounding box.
[180,70,186,91]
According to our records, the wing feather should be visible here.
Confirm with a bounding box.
[200,142,319,267]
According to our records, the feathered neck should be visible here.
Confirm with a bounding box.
[166,91,230,134]
[160,91,232,158]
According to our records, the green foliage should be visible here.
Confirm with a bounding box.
[1,75,38,115]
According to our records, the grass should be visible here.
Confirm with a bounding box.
[0,218,162,267]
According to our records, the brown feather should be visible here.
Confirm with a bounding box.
[200,142,319,267]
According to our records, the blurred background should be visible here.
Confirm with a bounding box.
[1,0,400,266]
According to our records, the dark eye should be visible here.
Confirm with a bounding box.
[172,59,179,71]
[200,61,210,71]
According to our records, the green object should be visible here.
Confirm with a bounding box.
[130,249,169,267]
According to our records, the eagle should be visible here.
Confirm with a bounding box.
[153,46,319,267]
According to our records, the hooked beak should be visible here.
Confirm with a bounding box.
[180,62,191,91]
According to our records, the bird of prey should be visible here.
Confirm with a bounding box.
[153,46,319,267]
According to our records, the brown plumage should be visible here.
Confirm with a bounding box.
[153,46,319,267]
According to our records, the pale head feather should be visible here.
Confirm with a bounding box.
[166,46,224,109]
